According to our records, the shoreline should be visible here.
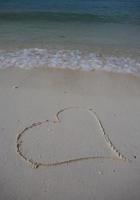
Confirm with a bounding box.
[0,47,140,74]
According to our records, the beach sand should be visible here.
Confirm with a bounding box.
[0,68,140,200]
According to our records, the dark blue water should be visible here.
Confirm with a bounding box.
[0,0,140,24]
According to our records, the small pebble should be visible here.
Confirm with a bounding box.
[98,171,103,175]
[12,85,19,89]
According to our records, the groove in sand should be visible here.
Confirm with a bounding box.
[16,106,130,169]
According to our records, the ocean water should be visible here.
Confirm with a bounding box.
[0,0,140,74]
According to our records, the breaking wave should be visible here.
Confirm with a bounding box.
[0,48,140,74]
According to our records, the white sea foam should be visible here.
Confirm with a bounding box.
[0,48,140,74]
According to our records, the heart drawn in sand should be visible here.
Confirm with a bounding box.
[16,107,129,169]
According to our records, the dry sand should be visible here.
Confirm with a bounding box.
[0,68,140,200]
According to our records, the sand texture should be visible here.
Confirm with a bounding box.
[0,68,140,200]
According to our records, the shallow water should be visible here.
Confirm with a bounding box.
[0,0,140,74]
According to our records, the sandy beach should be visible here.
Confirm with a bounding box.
[0,68,140,199]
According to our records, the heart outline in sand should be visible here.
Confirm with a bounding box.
[16,106,129,169]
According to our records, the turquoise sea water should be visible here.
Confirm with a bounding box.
[0,0,140,74]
